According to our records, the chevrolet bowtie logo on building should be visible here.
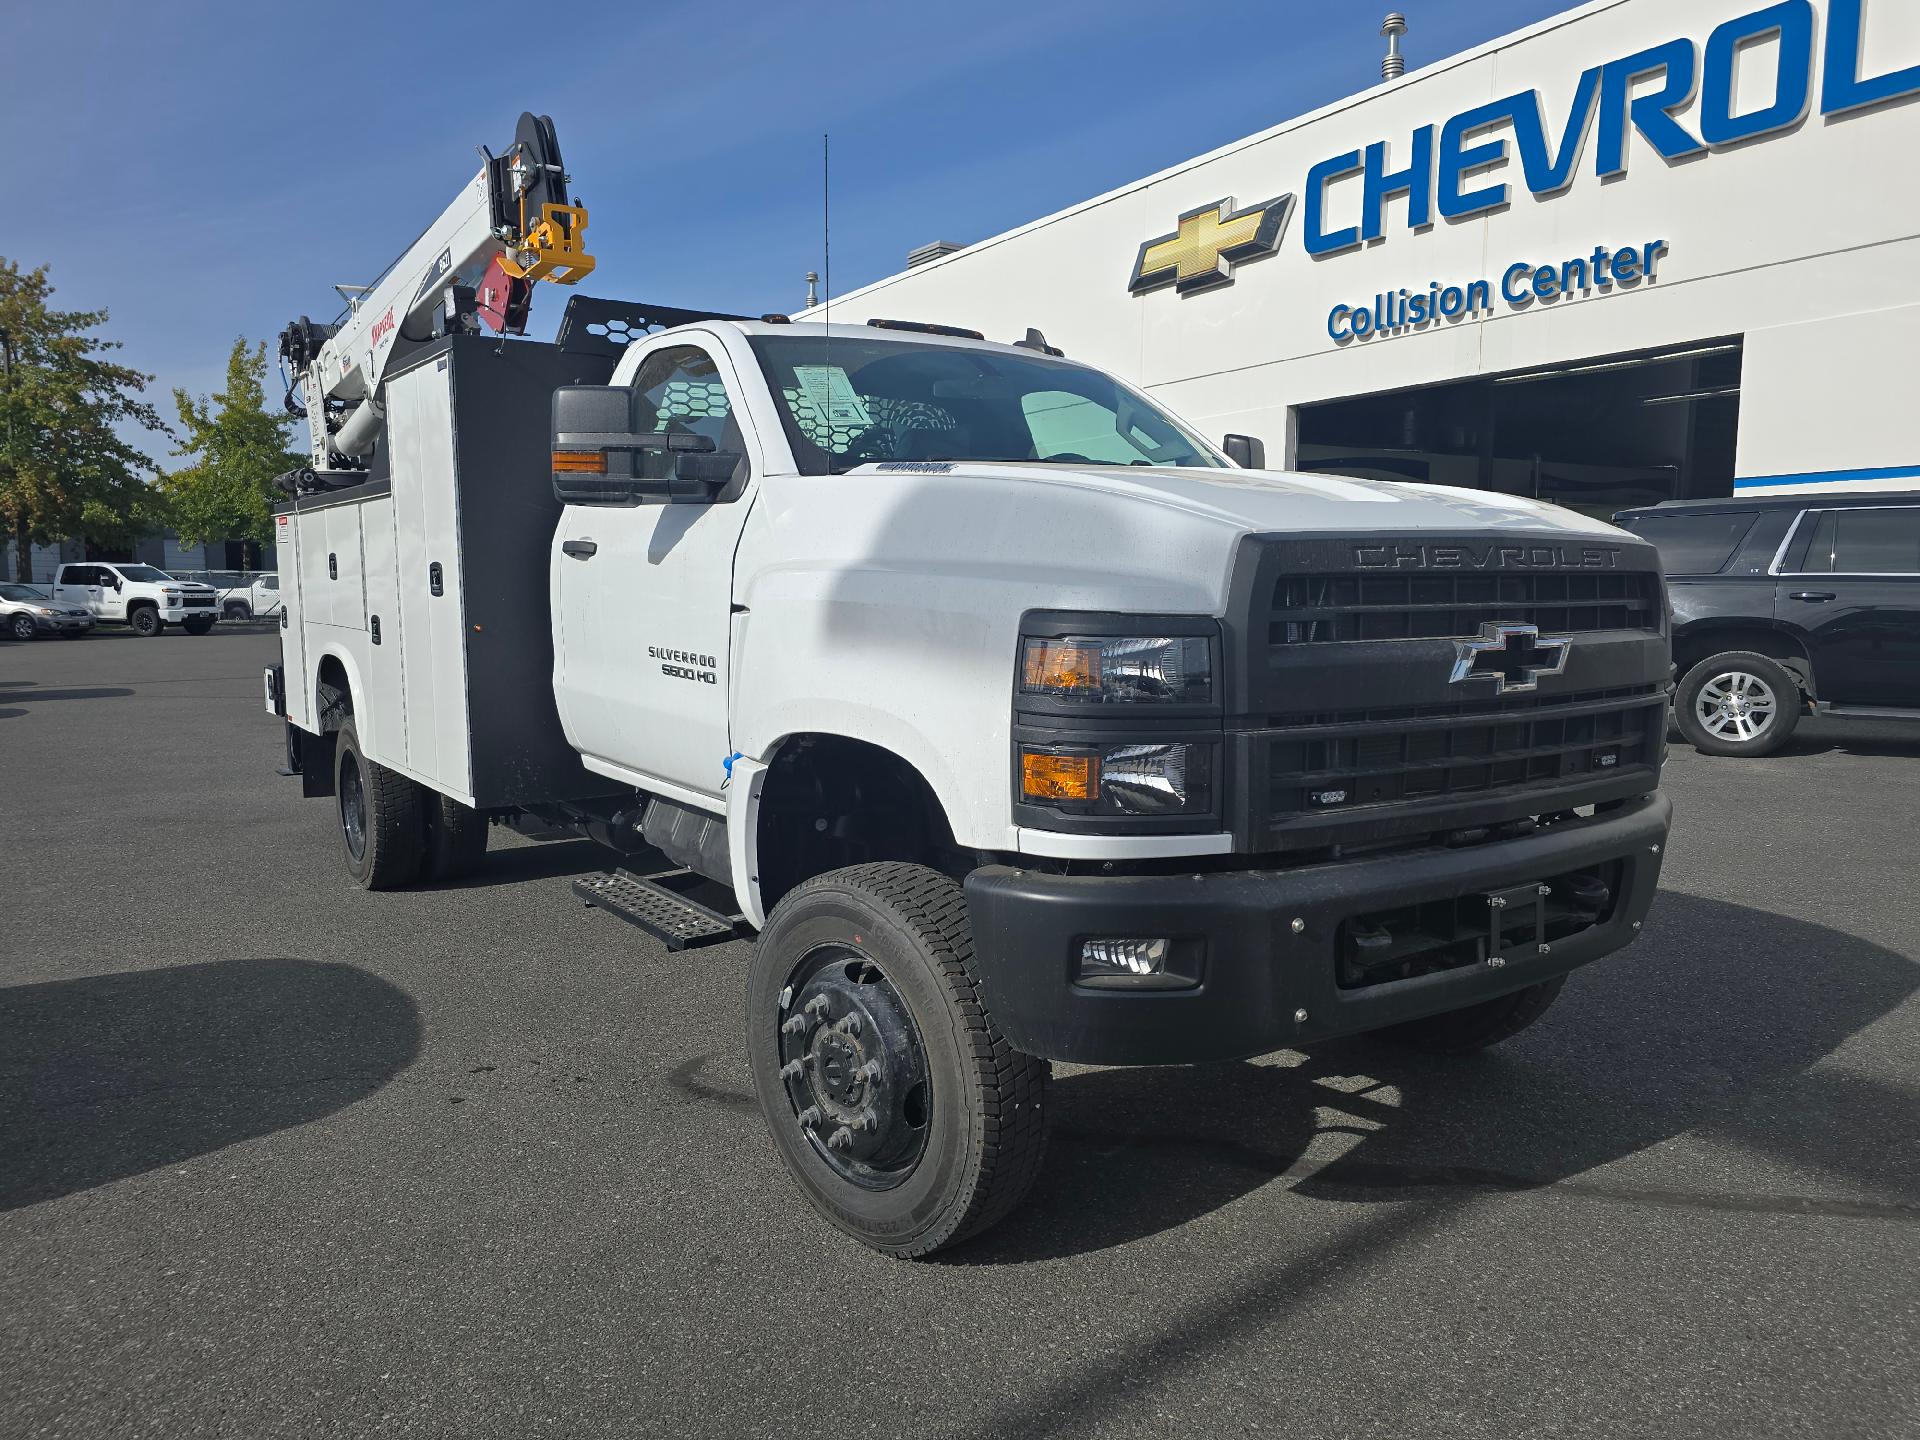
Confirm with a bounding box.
[1450,623,1572,695]
[1128,194,1294,296]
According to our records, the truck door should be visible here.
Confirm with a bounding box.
[1776,505,1920,708]
[554,340,755,801]
[96,565,129,621]
[52,565,103,617]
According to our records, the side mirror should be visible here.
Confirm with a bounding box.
[669,450,743,502]
[551,385,737,504]
[1222,434,1266,470]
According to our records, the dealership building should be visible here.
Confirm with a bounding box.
[819,0,1920,517]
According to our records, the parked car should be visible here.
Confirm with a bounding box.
[47,562,220,636]
[1614,492,1920,756]
[0,582,94,640]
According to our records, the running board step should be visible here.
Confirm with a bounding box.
[573,868,748,951]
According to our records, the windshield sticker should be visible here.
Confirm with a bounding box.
[874,462,955,473]
[793,366,873,429]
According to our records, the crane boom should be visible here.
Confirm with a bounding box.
[279,112,594,479]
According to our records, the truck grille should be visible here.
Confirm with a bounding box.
[1262,686,1665,821]
[182,594,214,608]
[1270,571,1661,645]
[1227,532,1670,853]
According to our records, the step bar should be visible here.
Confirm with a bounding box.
[573,867,750,951]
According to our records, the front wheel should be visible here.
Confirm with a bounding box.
[129,606,162,637]
[746,863,1050,1258]
[9,613,36,641]
[1674,651,1801,757]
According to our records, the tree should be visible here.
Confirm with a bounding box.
[160,338,300,562]
[0,258,169,583]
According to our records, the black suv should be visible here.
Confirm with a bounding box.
[1614,492,1920,756]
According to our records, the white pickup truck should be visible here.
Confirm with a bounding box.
[51,562,219,636]
[268,305,1673,1256]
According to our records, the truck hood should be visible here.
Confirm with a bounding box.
[848,461,1622,539]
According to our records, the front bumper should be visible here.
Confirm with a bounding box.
[965,792,1670,1065]
[34,614,92,633]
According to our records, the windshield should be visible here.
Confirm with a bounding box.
[115,566,175,582]
[749,335,1225,476]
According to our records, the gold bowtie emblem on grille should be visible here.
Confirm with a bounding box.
[1129,194,1294,296]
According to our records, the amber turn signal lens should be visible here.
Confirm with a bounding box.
[552,450,607,473]
[1021,750,1099,802]
[1022,639,1102,695]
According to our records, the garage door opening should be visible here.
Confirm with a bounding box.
[1295,338,1743,520]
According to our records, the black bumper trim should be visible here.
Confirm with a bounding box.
[965,792,1671,1066]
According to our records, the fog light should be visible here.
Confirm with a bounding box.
[1076,938,1197,990]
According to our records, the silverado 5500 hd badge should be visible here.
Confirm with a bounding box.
[649,646,717,684]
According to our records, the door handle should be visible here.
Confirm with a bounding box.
[562,539,598,559]
[1789,591,1836,602]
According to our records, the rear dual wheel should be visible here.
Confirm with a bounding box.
[334,720,488,888]
[746,864,1049,1258]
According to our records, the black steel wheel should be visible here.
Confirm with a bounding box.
[747,863,1049,1257]
[333,718,425,889]
[777,943,933,1190]
[129,605,161,637]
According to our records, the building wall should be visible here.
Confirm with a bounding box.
[815,0,1920,496]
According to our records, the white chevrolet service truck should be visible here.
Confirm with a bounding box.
[268,114,1672,1256]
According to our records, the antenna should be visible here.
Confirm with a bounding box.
[1381,13,1408,81]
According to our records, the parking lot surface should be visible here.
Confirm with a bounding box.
[3,629,1916,1439]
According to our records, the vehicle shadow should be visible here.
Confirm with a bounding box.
[0,683,136,704]
[0,958,420,1211]
[452,836,612,889]
[950,891,1917,1264]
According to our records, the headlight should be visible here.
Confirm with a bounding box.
[1019,741,1214,816]
[1021,634,1211,705]
[35,606,56,616]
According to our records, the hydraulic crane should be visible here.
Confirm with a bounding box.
[278,112,595,485]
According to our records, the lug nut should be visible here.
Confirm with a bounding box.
[779,1059,806,1082]
[828,1126,854,1152]
[804,996,831,1019]
[835,1013,863,1037]
[858,1060,882,1082]
[796,1105,822,1129]
[780,1014,808,1037]
[853,1108,879,1134]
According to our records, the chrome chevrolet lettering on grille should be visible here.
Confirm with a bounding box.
[1450,622,1571,694]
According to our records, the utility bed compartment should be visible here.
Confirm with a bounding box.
[275,335,617,808]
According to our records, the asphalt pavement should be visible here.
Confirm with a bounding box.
[2,627,1916,1439]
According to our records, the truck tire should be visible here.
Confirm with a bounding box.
[1674,650,1800,757]
[425,794,488,882]
[129,605,161,637]
[1373,977,1567,1054]
[334,718,425,889]
[224,601,251,620]
[183,616,215,636]
[746,863,1050,1258]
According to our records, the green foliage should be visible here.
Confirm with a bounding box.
[0,257,168,582]
[161,337,300,548]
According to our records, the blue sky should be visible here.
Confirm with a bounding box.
[1,0,1565,454]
